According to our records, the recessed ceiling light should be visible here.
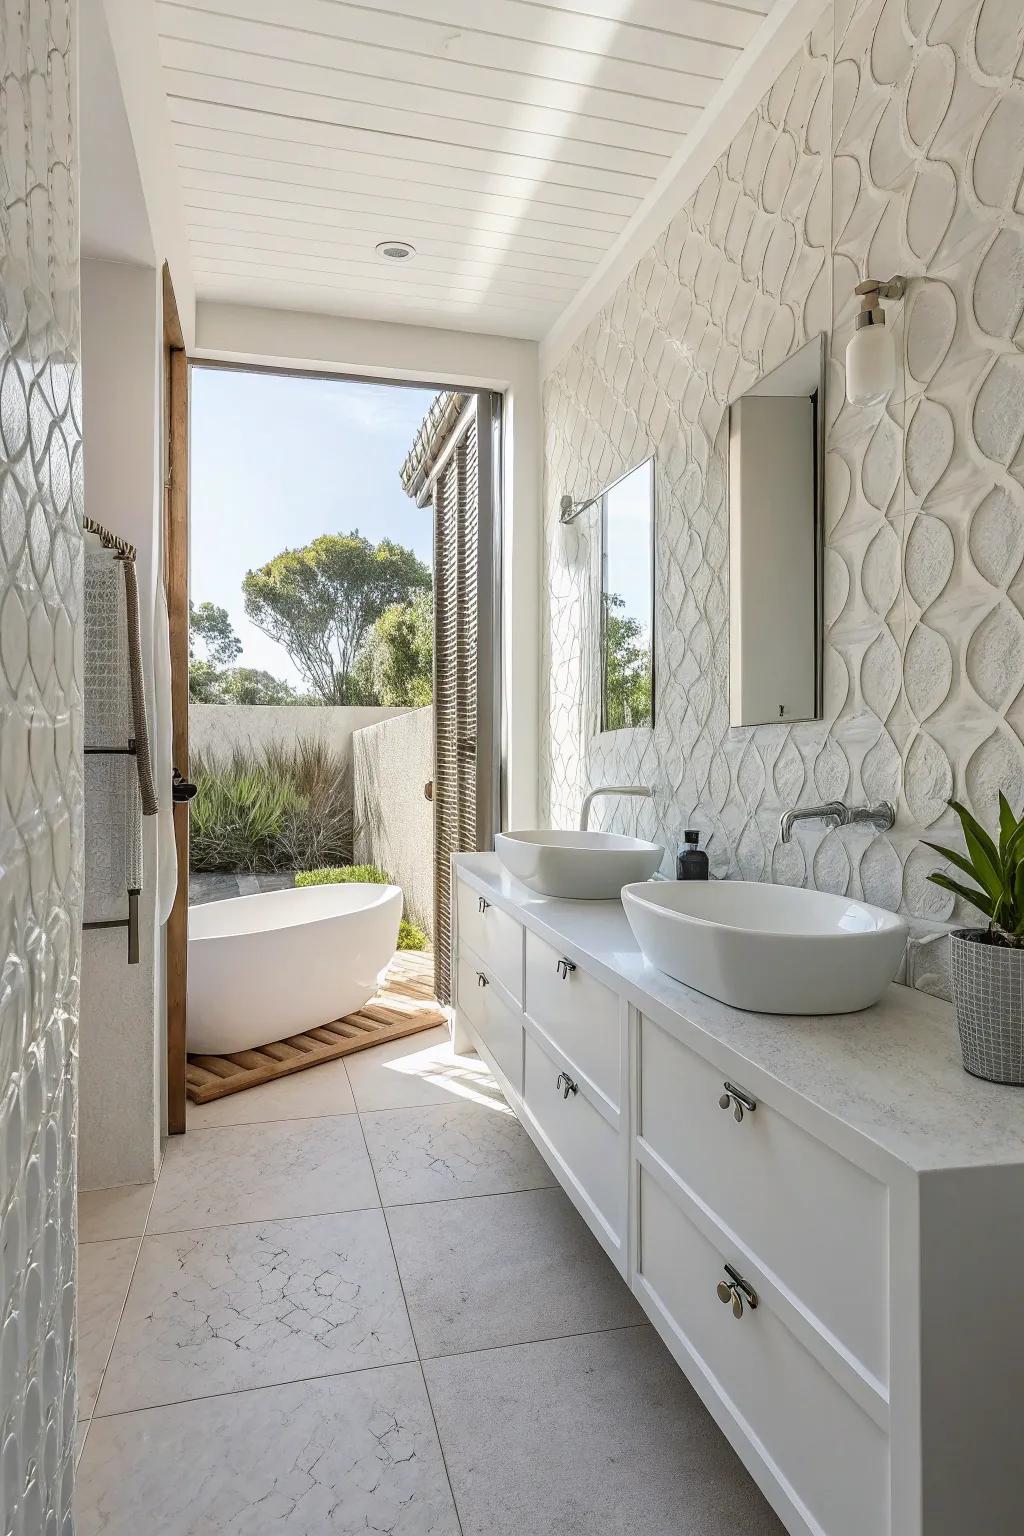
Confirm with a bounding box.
[376,240,416,262]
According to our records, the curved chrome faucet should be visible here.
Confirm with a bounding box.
[780,800,896,843]
[580,785,653,832]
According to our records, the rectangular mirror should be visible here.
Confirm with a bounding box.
[728,334,825,727]
[601,456,655,732]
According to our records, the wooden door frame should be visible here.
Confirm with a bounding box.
[163,265,189,1135]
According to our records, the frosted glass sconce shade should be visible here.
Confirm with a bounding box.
[845,275,907,406]
[846,321,896,406]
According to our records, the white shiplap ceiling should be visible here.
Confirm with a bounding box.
[155,0,781,340]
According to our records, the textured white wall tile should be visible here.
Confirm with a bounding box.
[0,1,82,1531]
[541,0,1024,1001]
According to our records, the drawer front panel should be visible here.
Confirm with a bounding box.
[524,1032,625,1252]
[456,881,523,1004]
[524,931,620,1105]
[640,1016,888,1382]
[639,1170,889,1536]
[457,949,523,1094]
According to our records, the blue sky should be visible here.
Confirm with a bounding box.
[190,367,438,687]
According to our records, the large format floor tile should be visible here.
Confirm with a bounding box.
[148,1116,378,1232]
[361,1100,555,1206]
[187,1058,356,1129]
[76,1365,461,1535]
[345,1026,502,1113]
[424,1327,786,1536]
[78,1183,154,1243]
[97,1209,416,1414]
[77,1238,140,1418]
[388,1187,643,1358]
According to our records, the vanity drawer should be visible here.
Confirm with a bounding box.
[524,931,621,1106]
[523,1032,625,1259]
[639,1168,889,1536]
[640,1016,888,1383]
[457,949,523,1093]
[456,880,523,1004]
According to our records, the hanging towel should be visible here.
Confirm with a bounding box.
[122,555,158,816]
[153,570,178,922]
[84,546,143,929]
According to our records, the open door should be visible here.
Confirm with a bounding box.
[163,266,189,1133]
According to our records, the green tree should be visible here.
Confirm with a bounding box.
[189,600,242,665]
[221,668,301,706]
[242,531,431,704]
[355,589,433,707]
[604,594,652,730]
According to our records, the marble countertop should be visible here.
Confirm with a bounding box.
[455,855,1024,1174]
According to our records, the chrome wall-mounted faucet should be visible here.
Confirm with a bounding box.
[580,785,653,832]
[780,800,895,843]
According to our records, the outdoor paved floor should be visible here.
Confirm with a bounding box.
[74,1028,785,1534]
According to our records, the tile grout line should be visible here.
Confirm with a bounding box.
[354,1101,467,1536]
[77,1143,164,1459]
[85,1320,656,1425]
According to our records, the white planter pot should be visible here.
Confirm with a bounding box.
[950,929,1024,1085]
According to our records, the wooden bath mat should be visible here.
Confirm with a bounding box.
[186,951,445,1104]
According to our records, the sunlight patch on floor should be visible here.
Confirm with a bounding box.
[381,1042,512,1113]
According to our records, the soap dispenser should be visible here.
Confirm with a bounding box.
[676,830,709,881]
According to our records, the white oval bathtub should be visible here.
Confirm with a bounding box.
[187,882,403,1055]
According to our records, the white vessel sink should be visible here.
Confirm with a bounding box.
[621,879,908,1014]
[495,829,663,899]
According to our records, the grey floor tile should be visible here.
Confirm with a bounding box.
[97,1209,416,1415]
[77,1238,140,1418]
[361,1099,555,1206]
[78,1183,154,1243]
[76,1365,461,1536]
[388,1186,644,1358]
[187,1058,356,1129]
[346,1026,502,1113]
[148,1116,378,1233]
[424,1327,786,1536]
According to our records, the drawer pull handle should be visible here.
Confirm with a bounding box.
[556,1071,579,1100]
[555,957,577,980]
[476,972,489,989]
[718,1082,757,1122]
[478,897,490,914]
[716,1263,758,1320]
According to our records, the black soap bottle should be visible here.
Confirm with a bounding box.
[676,830,709,881]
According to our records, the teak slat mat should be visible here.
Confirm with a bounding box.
[186,950,445,1104]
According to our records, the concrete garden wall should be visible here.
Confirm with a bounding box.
[353,707,434,934]
[191,703,412,765]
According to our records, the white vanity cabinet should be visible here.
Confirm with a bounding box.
[451,856,1024,1536]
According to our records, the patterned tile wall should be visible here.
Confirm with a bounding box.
[541,0,1024,998]
[1,2,82,1530]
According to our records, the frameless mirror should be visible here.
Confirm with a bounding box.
[728,334,825,727]
[601,456,655,732]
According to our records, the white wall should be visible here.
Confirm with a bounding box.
[190,703,411,764]
[1,2,81,1520]
[193,302,542,834]
[80,257,164,1189]
[540,0,1024,1002]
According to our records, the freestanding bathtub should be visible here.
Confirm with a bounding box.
[187,881,403,1055]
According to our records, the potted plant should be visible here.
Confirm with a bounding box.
[926,796,1024,1084]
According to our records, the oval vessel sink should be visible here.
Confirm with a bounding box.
[496,829,663,899]
[621,880,907,1014]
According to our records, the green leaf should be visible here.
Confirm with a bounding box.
[998,792,1017,862]
[922,840,990,889]
[950,800,1004,901]
[927,872,994,919]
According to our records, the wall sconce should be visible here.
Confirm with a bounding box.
[559,492,600,525]
[845,275,907,406]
